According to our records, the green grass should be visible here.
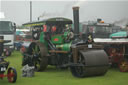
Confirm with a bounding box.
[1,51,128,85]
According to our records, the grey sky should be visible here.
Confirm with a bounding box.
[0,0,128,25]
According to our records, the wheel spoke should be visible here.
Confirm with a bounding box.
[32,45,41,70]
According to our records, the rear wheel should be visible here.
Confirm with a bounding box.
[7,67,17,83]
[104,45,125,64]
[27,42,48,71]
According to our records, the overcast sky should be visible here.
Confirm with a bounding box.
[0,0,128,26]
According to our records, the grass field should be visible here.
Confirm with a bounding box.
[0,51,128,85]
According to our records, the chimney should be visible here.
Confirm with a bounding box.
[73,7,79,36]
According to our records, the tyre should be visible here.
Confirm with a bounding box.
[7,67,17,83]
[27,42,48,71]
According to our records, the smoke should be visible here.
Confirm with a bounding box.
[61,2,74,16]
[38,11,62,20]
[41,12,61,17]
[73,0,86,7]
[38,3,74,19]
[62,0,86,16]
[38,0,87,20]
[113,18,128,27]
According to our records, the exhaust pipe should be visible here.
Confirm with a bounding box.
[72,7,79,36]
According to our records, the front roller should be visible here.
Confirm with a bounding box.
[70,50,109,77]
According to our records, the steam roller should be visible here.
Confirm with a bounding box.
[22,6,109,78]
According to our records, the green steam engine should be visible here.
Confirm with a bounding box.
[22,7,109,77]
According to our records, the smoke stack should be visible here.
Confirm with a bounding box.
[73,6,79,36]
